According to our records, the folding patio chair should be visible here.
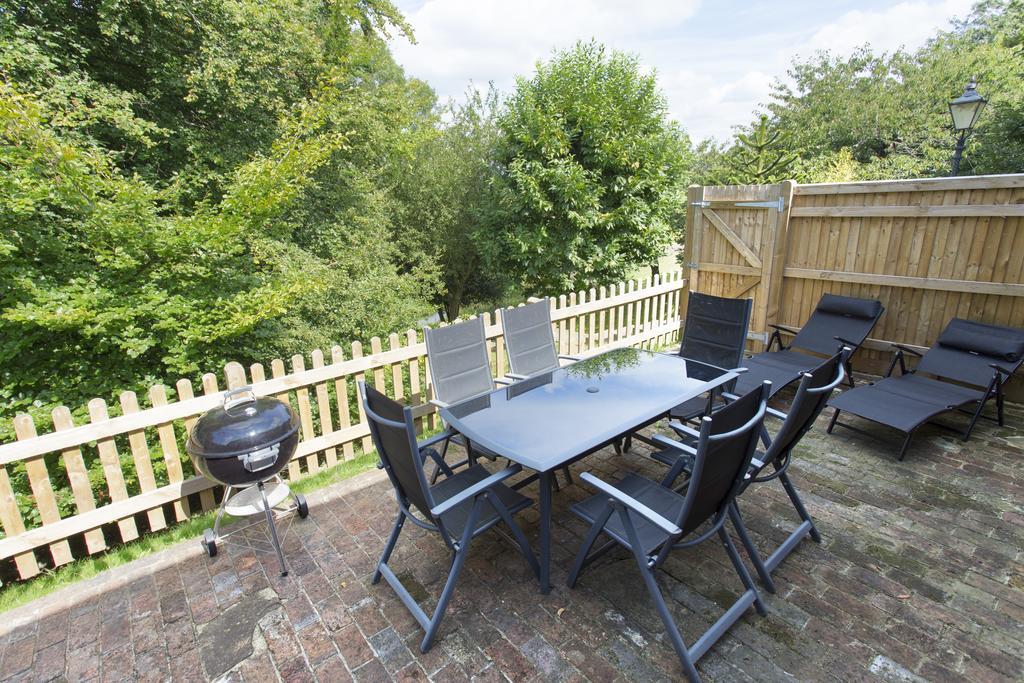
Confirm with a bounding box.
[500,298,580,379]
[653,349,849,593]
[424,317,503,472]
[621,291,752,454]
[567,382,770,682]
[733,293,882,399]
[359,381,539,653]
[827,318,1024,460]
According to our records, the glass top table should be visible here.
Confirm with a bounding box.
[440,347,737,592]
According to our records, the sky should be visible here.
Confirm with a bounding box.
[390,0,975,142]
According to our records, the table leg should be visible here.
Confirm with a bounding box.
[539,470,552,594]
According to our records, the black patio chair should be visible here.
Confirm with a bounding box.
[621,291,752,454]
[359,381,539,653]
[567,382,770,682]
[733,293,882,399]
[827,318,1024,460]
[653,349,849,593]
[500,298,580,379]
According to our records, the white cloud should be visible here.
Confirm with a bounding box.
[391,0,973,142]
[805,0,974,56]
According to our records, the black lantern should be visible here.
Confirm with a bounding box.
[948,80,987,175]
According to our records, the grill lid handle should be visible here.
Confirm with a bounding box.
[224,386,258,412]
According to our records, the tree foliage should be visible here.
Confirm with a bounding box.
[0,0,437,440]
[702,0,1024,184]
[485,41,692,295]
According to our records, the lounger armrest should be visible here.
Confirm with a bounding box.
[650,433,698,455]
[891,343,923,357]
[768,323,798,335]
[559,354,582,362]
[834,335,858,348]
[579,472,682,536]
[989,363,1017,378]
[430,465,522,517]
[668,420,701,440]
[417,428,455,450]
[429,398,451,409]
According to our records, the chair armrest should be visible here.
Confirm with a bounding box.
[768,323,798,335]
[668,420,701,440]
[650,433,697,456]
[559,354,582,362]
[990,363,1017,378]
[766,406,788,421]
[890,343,923,357]
[505,372,528,380]
[430,465,522,517]
[493,377,513,386]
[429,398,451,409]
[579,473,682,536]
[417,428,455,450]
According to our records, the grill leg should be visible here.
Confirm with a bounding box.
[212,485,233,538]
[258,481,288,576]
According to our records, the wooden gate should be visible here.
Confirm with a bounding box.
[683,181,794,349]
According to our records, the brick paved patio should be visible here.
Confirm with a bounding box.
[1,395,1022,682]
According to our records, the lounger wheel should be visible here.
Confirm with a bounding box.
[202,528,218,557]
[295,494,309,519]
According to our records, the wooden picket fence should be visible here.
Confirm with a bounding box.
[0,272,686,581]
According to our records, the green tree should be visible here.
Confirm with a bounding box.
[485,41,692,295]
[394,85,510,321]
[724,115,798,183]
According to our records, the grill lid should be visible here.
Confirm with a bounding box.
[187,387,299,460]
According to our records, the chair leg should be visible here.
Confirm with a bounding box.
[778,472,820,543]
[561,466,574,487]
[826,408,840,433]
[373,513,405,585]
[615,507,701,682]
[996,383,1005,426]
[719,528,766,616]
[566,504,615,588]
[963,395,990,442]
[728,502,775,594]
[421,498,483,652]
[897,431,914,461]
[486,493,540,579]
[845,360,855,389]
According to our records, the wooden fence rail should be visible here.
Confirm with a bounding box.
[0,273,686,581]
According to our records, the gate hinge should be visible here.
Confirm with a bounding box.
[684,261,699,270]
[690,200,711,208]
[734,197,786,211]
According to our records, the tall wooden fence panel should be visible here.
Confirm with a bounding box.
[0,273,685,581]
[684,173,1024,393]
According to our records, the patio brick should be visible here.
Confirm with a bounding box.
[1,396,1022,682]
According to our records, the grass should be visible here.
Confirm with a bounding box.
[0,451,380,614]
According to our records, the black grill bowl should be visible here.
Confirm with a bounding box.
[186,388,300,487]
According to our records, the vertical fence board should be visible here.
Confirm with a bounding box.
[311,349,338,468]
[14,415,73,566]
[291,355,319,474]
[147,386,190,523]
[331,346,355,461]
[0,462,35,578]
[119,392,167,532]
[87,399,139,542]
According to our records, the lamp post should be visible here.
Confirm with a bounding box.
[948,79,987,176]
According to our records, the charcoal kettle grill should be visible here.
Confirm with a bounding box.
[186,386,309,575]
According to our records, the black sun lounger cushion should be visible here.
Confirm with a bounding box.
[935,320,1024,363]
[790,295,884,356]
[733,350,821,398]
